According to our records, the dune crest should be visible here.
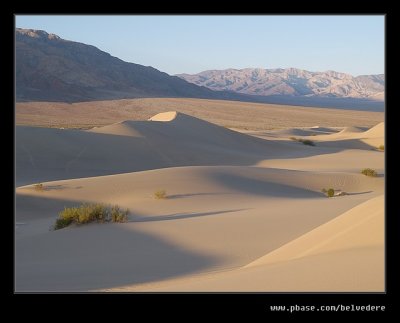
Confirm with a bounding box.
[363,121,384,137]
[149,111,178,122]
[338,126,364,134]
[16,113,292,186]
[120,195,383,292]
[245,195,384,268]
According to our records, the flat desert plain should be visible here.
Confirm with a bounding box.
[15,99,384,292]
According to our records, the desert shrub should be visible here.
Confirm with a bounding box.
[54,218,73,230]
[88,203,108,223]
[327,188,335,198]
[111,205,129,223]
[322,188,346,197]
[378,145,384,151]
[154,190,167,199]
[299,139,315,146]
[33,183,44,191]
[290,137,315,146]
[77,208,96,224]
[361,168,378,177]
[59,206,80,222]
[54,203,129,230]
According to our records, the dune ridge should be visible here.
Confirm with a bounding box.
[16,112,309,186]
[246,195,384,267]
[114,195,383,292]
[149,111,178,121]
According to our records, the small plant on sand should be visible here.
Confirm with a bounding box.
[54,203,129,230]
[378,145,384,151]
[322,188,335,197]
[33,183,44,191]
[327,188,335,198]
[300,139,315,146]
[361,168,378,177]
[290,137,315,146]
[54,217,74,230]
[111,205,129,223]
[322,188,347,197]
[154,189,167,199]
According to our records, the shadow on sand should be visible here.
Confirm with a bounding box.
[15,194,227,292]
[129,208,249,223]
[167,192,233,199]
[16,125,382,186]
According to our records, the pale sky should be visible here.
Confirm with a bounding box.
[16,15,384,76]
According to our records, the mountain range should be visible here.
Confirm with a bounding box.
[177,68,384,100]
[16,28,219,102]
[16,28,384,109]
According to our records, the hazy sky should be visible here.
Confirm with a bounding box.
[16,15,384,76]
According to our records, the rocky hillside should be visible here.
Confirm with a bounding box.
[177,68,384,100]
[16,28,219,102]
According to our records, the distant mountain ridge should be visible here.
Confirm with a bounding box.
[15,28,384,110]
[177,68,384,100]
[16,28,219,102]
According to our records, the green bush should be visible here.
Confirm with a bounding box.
[378,145,384,151]
[327,188,335,198]
[361,168,378,177]
[54,203,129,230]
[154,190,167,199]
[54,218,73,230]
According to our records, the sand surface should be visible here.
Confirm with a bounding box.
[15,106,384,292]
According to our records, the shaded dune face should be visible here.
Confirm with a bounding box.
[266,121,384,151]
[16,111,296,185]
[16,114,384,186]
[123,195,384,292]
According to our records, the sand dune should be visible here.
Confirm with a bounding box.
[16,114,384,187]
[15,110,384,292]
[271,127,338,137]
[317,122,384,149]
[363,121,384,137]
[119,195,383,292]
[259,149,384,174]
[337,126,365,134]
[16,165,383,291]
[148,111,177,121]
[269,122,385,150]
[246,194,384,267]
[16,112,318,186]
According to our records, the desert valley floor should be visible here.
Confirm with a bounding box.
[15,99,384,292]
